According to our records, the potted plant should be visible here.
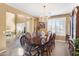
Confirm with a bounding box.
[74,38,79,55]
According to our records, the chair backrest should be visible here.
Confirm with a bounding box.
[52,33,56,40]
[20,35,26,48]
[43,32,52,47]
[46,31,52,42]
[25,32,32,44]
[45,33,56,48]
[20,33,32,48]
[65,34,70,41]
[53,33,56,37]
[68,40,75,55]
[32,32,36,37]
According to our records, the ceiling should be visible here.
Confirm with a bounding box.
[7,3,79,17]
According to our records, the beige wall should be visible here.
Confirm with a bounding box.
[66,15,71,35]
[0,8,6,52]
[0,3,36,52]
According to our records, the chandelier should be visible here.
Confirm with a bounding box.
[41,4,49,22]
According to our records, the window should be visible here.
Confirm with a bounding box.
[47,17,66,36]
[6,12,15,32]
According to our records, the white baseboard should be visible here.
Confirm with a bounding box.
[55,40,65,42]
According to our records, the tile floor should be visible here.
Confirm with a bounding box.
[0,39,70,56]
[51,40,70,56]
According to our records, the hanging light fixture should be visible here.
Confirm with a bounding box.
[41,4,49,22]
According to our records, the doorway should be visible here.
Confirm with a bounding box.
[16,23,26,34]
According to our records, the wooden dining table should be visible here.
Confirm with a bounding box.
[30,35,51,56]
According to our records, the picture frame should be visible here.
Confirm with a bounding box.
[39,22,46,29]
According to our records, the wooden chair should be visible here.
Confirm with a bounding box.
[41,32,53,56]
[48,33,56,55]
[65,34,75,55]
[68,40,75,56]
[65,34,70,43]
[52,33,56,48]
[45,33,56,55]
[20,33,40,56]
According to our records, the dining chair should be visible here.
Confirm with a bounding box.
[20,33,40,56]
